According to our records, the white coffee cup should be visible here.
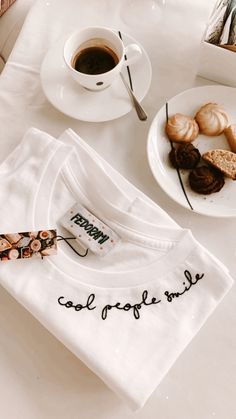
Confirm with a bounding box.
[63,26,142,91]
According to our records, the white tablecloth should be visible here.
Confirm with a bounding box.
[0,0,235,418]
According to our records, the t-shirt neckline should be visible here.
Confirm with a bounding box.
[32,131,198,290]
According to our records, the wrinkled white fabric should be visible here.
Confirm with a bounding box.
[0,127,233,410]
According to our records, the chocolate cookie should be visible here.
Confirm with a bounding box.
[169,143,201,169]
[189,165,225,194]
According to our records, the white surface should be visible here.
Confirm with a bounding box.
[0,0,235,418]
[40,32,151,122]
[147,85,236,217]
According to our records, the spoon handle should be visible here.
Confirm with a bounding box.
[120,73,148,121]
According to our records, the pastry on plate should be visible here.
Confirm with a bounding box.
[224,124,236,153]
[189,166,225,194]
[202,149,236,180]
[169,143,201,169]
[195,103,229,136]
[166,113,199,142]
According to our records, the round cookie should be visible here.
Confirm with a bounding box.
[195,103,229,136]
[166,113,199,142]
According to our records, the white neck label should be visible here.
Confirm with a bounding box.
[60,203,120,256]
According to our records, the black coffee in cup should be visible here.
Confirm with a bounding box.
[72,44,119,75]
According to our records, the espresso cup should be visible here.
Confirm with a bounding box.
[63,26,142,91]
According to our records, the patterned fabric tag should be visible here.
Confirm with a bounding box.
[60,203,120,256]
[0,230,57,261]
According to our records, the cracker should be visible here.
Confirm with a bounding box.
[202,149,236,180]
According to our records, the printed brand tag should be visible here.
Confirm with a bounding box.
[0,229,57,261]
[60,203,120,256]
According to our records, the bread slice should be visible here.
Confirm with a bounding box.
[202,149,236,180]
[224,125,236,153]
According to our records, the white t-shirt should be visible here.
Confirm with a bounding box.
[0,127,233,411]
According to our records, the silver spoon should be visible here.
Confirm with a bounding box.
[120,73,148,121]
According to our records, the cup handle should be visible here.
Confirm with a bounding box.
[123,43,142,66]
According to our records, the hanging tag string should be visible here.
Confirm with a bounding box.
[56,235,88,257]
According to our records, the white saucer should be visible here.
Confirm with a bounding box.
[40,32,152,122]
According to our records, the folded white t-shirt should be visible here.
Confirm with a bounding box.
[0,127,233,410]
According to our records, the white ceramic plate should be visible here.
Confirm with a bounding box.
[147,85,236,217]
[40,32,152,122]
